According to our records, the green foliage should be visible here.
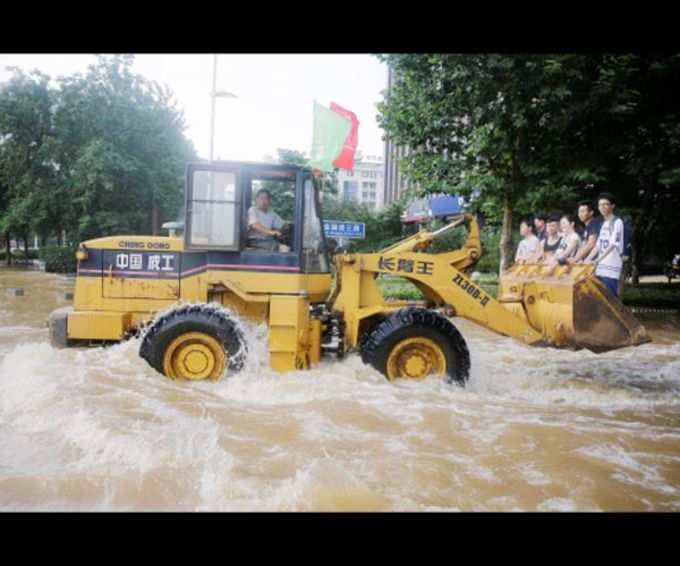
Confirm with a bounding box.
[420,217,467,253]
[376,276,423,300]
[375,54,591,271]
[375,54,680,275]
[11,249,40,260]
[377,274,499,301]
[475,225,508,273]
[38,246,77,273]
[320,197,406,252]
[269,147,406,252]
[420,275,680,309]
[260,148,339,224]
[376,55,588,206]
[0,69,58,244]
[0,55,196,248]
[621,283,680,309]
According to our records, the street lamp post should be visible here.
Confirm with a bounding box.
[209,54,238,162]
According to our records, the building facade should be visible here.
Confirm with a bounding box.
[335,154,385,210]
[382,65,419,207]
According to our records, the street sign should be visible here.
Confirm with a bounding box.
[323,220,365,240]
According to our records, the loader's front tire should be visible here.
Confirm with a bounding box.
[360,307,470,386]
[139,304,246,381]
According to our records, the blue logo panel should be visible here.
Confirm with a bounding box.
[323,220,366,240]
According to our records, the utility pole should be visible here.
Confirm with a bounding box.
[208,54,237,162]
[210,54,218,162]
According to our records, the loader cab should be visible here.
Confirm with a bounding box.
[183,161,330,274]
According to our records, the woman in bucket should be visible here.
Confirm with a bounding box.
[537,215,562,263]
[544,213,581,275]
[514,217,541,264]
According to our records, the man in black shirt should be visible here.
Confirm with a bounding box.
[573,200,602,263]
[534,212,548,242]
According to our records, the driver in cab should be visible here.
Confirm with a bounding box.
[247,188,290,252]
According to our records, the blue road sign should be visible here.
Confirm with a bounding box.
[323,220,365,240]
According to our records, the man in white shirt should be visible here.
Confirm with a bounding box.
[247,189,290,252]
[515,218,541,264]
[584,192,625,297]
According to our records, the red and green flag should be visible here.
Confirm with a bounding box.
[308,101,357,172]
[330,102,359,171]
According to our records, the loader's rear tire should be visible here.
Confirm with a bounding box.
[360,307,470,386]
[139,304,246,381]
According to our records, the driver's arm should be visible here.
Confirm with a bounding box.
[250,222,280,237]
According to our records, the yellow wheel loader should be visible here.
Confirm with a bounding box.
[48,161,650,385]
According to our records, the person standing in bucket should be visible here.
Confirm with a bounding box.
[538,214,562,263]
[572,200,602,263]
[584,192,625,297]
[544,213,582,275]
[534,213,548,242]
[514,217,541,264]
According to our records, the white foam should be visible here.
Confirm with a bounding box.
[577,443,680,498]
[2,277,680,510]
[537,498,580,511]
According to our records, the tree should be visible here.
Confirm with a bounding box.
[376,54,612,272]
[0,56,197,257]
[573,54,680,283]
[377,53,680,278]
[264,147,403,251]
[320,192,405,252]
[260,147,339,221]
[0,179,10,264]
[275,147,338,195]
[51,55,196,242]
[0,68,59,261]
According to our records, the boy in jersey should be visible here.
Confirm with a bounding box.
[584,192,624,297]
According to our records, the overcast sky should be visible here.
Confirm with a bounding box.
[0,54,388,162]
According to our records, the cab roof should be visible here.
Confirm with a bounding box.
[187,160,309,176]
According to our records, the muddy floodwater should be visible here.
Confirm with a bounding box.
[1,266,680,511]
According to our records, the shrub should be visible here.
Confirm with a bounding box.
[0,249,40,263]
[12,249,40,260]
[377,276,423,300]
[476,226,501,273]
[39,246,77,273]
[622,283,680,309]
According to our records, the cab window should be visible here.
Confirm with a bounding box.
[302,177,329,273]
[246,171,296,252]
[187,169,240,250]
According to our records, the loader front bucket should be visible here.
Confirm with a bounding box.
[498,264,650,352]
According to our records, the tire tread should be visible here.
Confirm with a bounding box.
[360,307,470,385]
[139,304,247,378]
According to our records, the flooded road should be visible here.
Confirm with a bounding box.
[1,267,680,511]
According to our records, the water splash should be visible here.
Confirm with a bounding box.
[1,269,680,510]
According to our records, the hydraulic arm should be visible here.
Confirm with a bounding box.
[332,214,648,353]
